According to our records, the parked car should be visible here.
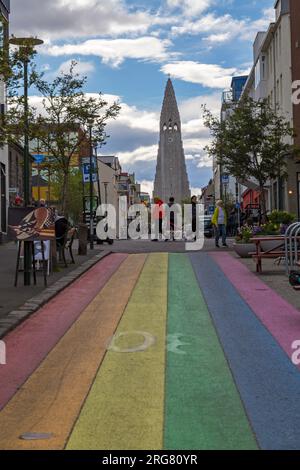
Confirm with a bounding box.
[203,215,213,238]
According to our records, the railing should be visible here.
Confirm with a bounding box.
[285,223,300,274]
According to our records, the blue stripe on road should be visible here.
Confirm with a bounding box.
[189,252,300,450]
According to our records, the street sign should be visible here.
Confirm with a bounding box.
[33,154,45,164]
[235,202,241,210]
[222,174,229,184]
[208,205,215,215]
[82,163,97,183]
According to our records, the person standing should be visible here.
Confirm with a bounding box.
[152,197,165,241]
[191,195,198,241]
[212,200,228,248]
[166,197,175,242]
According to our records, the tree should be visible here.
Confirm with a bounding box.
[0,47,121,214]
[203,97,296,220]
[51,168,83,224]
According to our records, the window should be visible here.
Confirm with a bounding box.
[255,60,261,89]
[279,26,282,56]
[0,17,8,50]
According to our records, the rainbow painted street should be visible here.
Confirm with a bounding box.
[1,252,300,450]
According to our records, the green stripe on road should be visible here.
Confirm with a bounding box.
[164,254,258,450]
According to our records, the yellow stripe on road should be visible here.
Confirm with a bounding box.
[66,253,169,450]
[0,254,146,450]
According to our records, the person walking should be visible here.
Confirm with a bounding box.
[191,195,197,236]
[152,197,165,241]
[212,200,228,248]
[166,197,175,242]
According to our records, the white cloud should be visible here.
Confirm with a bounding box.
[139,180,154,195]
[117,145,158,165]
[161,61,240,89]
[171,8,275,44]
[43,37,176,68]
[28,91,215,188]
[11,0,177,41]
[55,59,95,76]
[167,0,213,17]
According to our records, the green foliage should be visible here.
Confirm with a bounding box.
[236,225,253,244]
[258,222,280,236]
[52,168,83,224]
[0,50,121,214]
[202,97,297,217]
[268,210,296,225]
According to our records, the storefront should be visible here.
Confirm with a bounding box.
[0,0,9,240]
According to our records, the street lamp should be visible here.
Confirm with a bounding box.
[9,36,44,286]
[87,116,99,250]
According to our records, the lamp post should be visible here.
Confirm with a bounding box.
[9,36,43,286]
[87,116,99,250]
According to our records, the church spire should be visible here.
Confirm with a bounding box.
[153,79,190,203]
[160,79,181,129]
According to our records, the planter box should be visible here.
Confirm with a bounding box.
[233,242,256,258]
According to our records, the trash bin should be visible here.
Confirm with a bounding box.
[78,223,88,255]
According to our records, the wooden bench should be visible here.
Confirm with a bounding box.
[250,236,286,274]
[250,251,285,274]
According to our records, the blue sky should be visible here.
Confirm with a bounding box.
[11,0,275,195]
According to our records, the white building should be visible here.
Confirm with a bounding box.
[240,0,300,215]
[213,76,248,204]
[0,0,9,241]
[96,156,121,208]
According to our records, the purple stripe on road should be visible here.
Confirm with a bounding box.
[211,252,300,369]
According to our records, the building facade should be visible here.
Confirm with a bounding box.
[213,76,248,204]
[154,79,190,203]
[0,0,9,240]
[240,0,300,216]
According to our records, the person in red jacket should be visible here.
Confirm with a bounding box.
[152,197,165,241]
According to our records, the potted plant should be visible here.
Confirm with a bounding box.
[233,226,256,258]
[258,211,296,251]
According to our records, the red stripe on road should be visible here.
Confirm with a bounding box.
[211,252,300,368]
[0,253,127,410]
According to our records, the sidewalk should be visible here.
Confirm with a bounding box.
[232,252,300,312]
[0,241,105,321]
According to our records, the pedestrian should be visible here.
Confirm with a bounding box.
[166,197,175,241]
[191,195,197,237]
[212,200,228,248]
[14,195,23,207]
[228,208,238,237]
[152,197,165,241]
[39,198,47,208]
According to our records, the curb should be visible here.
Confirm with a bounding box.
[0,251,112,340]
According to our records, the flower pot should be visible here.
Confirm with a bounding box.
[233,242,256,258]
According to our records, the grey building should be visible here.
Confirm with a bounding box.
[0,0,9,240]
[154,79,190,203]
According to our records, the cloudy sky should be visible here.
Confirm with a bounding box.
[10,0,275,195]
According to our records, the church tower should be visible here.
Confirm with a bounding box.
[153,79,190,203]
